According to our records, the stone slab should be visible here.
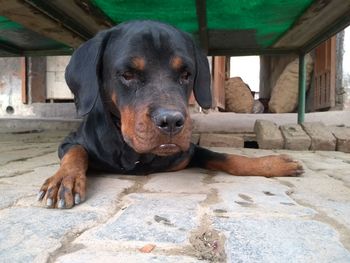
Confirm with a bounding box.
[199,133,244,147]
[56,250,204,263]
[77,193,206,245]
[280,124,311,150]
[214,217,350,263]
[144,169,210,194]
[254,120,284,149]
[331,126,350,153]
[1,131,350,263]
[301,122,336,151]
[279,172,350,228]
[210,176,315,217]
[0,207,100,263]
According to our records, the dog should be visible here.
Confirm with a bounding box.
[37,20,303,209]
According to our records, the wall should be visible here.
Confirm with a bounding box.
[46,56,73,100]
[0,57,33,116]
[0,57,76,118]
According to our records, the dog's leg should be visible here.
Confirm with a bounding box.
[38,145,88,208]
[190,146,303,177]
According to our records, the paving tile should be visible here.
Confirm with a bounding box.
[301,122,336,151]
[0,151,59,178]
[331,126,350,153]
[210,176,315,217]
[56,250,204,263]
[254,120,284,149]
[278,175,350,227]
[77,193,206,245]
[214,217,350,263]
[144,169,209,194]
[0,207,101,263]
[280,124,311,150]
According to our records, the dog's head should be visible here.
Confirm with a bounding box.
[65,20,211,156]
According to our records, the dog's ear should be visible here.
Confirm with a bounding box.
[65,30,111,116]
[193,45,212,109]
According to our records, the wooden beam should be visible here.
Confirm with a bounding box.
[195,0,209,53]
[73,0,114,29]
[0,41,22,55]
[27,57,47,103]
[21,57,28,104]
[24,0,93,40]
[0,0,84,48]
[302,10,350,53]
[274,0,350,49]
[25,0,112,38]
[208,48,298,57]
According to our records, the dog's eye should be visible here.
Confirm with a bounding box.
[121,71,135,81]
[180,71,191,81]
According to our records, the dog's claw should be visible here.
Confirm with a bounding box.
[46,198,53,208]
[37,191,45,201]
[74,193,81,205]
[58,199,65,209]
[296,169,304,175]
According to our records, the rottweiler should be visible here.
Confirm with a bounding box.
[38,21,303,209]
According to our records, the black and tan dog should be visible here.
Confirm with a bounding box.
[38,21,303,209]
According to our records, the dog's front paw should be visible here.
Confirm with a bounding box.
[261,154,304,177]
[37,168,86,209]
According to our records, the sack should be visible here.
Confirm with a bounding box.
[225,77,254,113]
[269,54,313,113]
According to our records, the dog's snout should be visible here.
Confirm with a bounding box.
[153,109,185,135]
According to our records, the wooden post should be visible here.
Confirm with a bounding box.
[298,53,306,124]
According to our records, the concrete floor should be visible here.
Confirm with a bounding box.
[1,129,350,262]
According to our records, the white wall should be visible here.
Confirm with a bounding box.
[46,56,73,100]
[230,56,260,95]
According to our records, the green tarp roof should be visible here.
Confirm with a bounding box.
[93,0,312,47]
[0,0,349,56]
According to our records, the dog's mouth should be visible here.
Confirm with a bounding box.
[151,143,181,156]
[123,134,184,156]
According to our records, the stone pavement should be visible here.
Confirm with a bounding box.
[1,130,350,263]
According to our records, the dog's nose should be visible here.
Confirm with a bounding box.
[153,109,185,135]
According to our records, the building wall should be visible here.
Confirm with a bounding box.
[0,57,33,116]
[46,56,73,100]
[0,57,76,118]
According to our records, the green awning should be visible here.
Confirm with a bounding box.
[92,0,312,47]
[0,0,349,56]
[0,16,70,56]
